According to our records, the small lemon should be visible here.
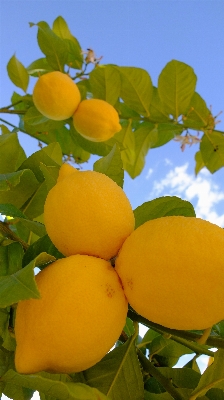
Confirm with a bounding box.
[44,163,135,260]
[33,71,81,121]
[15,255,128,374]
[115,216,224,330]
[73,99,121,142]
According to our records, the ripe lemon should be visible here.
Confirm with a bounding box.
[15,255,128,374]
[33,71,81,120]
[115,216,224,330]
[73,99,122,142]
[44,163,135,260]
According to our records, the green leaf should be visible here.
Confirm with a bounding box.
[149,335,193,367]
[195,151,205,175]
[151,123,183,149]
[24,106,65,130]
[52,16,83,69]
[149,87,171,123]
[189,349,224,399]
[206,388,224,400]
[22,234,64,268]
[0,204,26,219]
[93,144,124,187]
[32,21,68,71]
[144,392,173,399]
[39,163,59,191]
[26,58,54,76]
[0,308,15,351]
[124,122,158,178]
[200,131,224,173]
[90,65,121,106]
[16,219,46,237]
[0,252,46,307]
[84,336,144,400]
[116,66,153,116]
[0,242,24,276]
[3,381,34,400]
[0,170,39,210]
[156,367,200,390]
[2,370,109,400]
[7,54,29,92]
[19,142,62,182]
[115,121,135,167]
[0,132,27,174]
[134,196,196,229]
[183,92,211,130]
[22,180,48,219]
[158,60,197,119]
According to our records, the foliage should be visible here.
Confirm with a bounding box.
[0,15,224,400]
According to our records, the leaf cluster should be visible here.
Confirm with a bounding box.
[1,16,223,177]
[0,15,224,400]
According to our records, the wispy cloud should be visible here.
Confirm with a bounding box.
[148,163,224,227]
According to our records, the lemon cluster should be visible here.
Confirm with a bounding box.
[33,71,121,142]
[15,163,224,375]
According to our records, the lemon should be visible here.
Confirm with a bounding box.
[15,255,128,374]
[73,99,121,142]
[33,71,81,121]
[115,216,224,330]
[44,163,135,260]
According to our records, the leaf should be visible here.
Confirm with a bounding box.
[115,121,135,166]
[149,87,171,123]
[33,21,69,71]
[116,66,153,116]
[134,196,196,229]
[19,142,62,182]
[0,170,39,210]
[206,388,224,400]
[84,336,144,400]
[93,144,124,187]
[23,106,65,132]
[0,308,15,351]
[22,180,48,219]
[52,16,83,69]
[158,60,197,119]
[151,123,183,149]
[3,381,34,400]
[0,242,24,276]
[200,131,224,173]
[0,132,27,174]
[144,392,173,400]
[149,336,193,367]
[0,204,26,219]
[2,370,109,400]
[125,122,157,178]
[90,65,121,106]
[22,234,64,268]
[156,367,200,390]
[26,58,54,76]
[7,54,29,92]
[189,349,224,399]
[0,252,47,307]
[195,151,205,175]
[183,92,211,130]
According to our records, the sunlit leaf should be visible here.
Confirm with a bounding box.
[0,132,26,174]
[7,54,29,92]
[93,144,124,187]
[195,151,205,175]
[22,234,64,268]
[116,67,153,116]
[0,170,39,210]
[149,87,170,123]
[158,60,197,119]
[90,65,121,106]
[183,92,211,130]
[26,58,54,76]
[134,196,196,229]
[200,131,224,173]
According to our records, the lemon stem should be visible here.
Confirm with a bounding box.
[196,327,212,345]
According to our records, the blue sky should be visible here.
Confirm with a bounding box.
[1,0,224,223]
[1,1,224,387]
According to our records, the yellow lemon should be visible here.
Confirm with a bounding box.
[73,99,121,142]
[15,255,128,374]
[33,71,81,120]
[115,216,224,330]
[44,163,135,260]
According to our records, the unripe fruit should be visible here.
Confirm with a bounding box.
[15,255,128,374]
[115,216,224,330]
[44,163,135,260]
[33,71,81,120]
[73,99,122,142]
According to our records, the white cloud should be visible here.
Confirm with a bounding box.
[149,163,224,227]
[146,168,153,179]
